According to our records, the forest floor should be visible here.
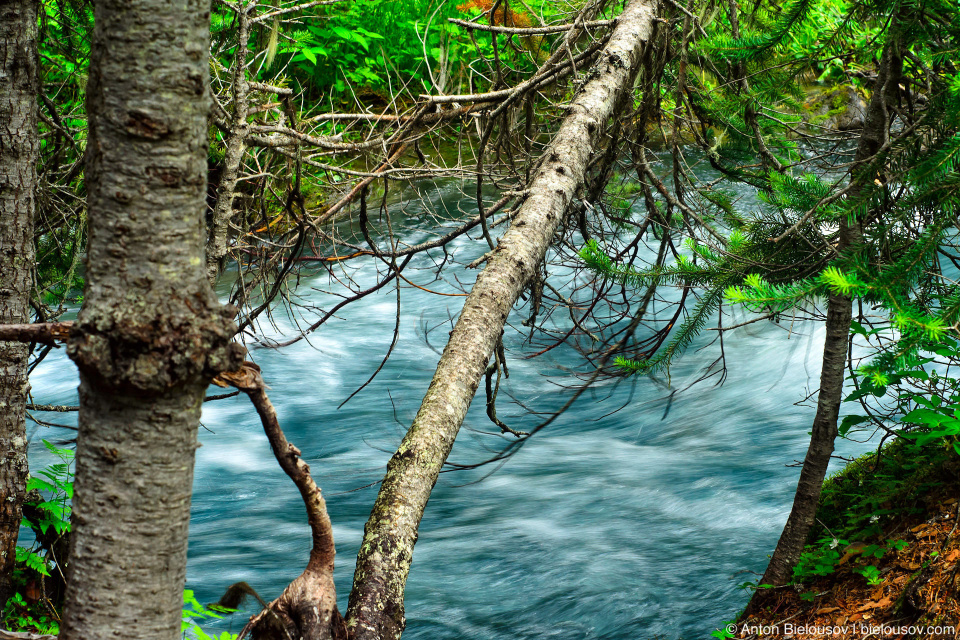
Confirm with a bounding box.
[736,440,960,639]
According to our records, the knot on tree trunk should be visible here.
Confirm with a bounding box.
[67,294,244,394]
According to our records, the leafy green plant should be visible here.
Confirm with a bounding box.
[1,441,74,634]
[793,536,906,586]
[854,564,882,585]
[25,440,74,538]
[240,0,472,100]
[182,590,238,640]
[1,592,60,636]
[793,538,843,580]
[7,444,238,639]
[14,548,50,578]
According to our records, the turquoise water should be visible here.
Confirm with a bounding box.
[25,180,876,639]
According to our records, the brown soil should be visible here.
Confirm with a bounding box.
[735,462,960,639]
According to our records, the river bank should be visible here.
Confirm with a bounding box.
[731,439,960,639]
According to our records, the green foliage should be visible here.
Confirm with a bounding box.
[701,0,814,63]
[779,312,960,589]
[723,273,820,313]
[793,536,909,584]
[783,0,880,83]
[25,440,74,537]
[224,0,559,101]
[853,564,882,584]
[816,399,958,545]
[5,450,234,639]
[578,0,960,396]
[35,220,85,307]
[256,1,398,96]
[15,548,49,578]
[182,590,238,640]
[33,0,89,316]
[579,239,716,290]
[622,286,727,375]
[1,592,60,636]
[793,538,842,580]
[38,0,91,108]
[1,444,74,636]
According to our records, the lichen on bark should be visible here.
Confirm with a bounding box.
[58,1,243,639]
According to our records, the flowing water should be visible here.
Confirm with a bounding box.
[25,176,878,640]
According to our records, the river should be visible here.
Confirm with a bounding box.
[25,176,877,640]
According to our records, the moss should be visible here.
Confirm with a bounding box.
[802,84,866,130]
[813,436,958,544]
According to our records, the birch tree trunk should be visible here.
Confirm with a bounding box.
[752,25,904,593]
[59,1,243,638]
[345,3,659,637]
[0,0,39,606]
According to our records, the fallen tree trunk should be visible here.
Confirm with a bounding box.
[344,2,660,638]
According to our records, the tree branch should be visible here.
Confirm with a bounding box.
[0,322,73,345]
[214,363,345,640]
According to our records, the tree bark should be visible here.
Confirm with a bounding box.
[344,2,659,638]
[206,1,252,282]
[751,25,904,594]
[58,1,243,638]
[0,0,39,607]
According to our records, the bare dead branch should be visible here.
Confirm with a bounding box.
[250,0,346,24]
[215,362,345,640]
[0,322,73,345]
[447,17,614,34]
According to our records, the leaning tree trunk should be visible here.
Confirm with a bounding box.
[58,1,243,639]
[0,0,39,607]
[344,2,659,638]
[751,26,904,594]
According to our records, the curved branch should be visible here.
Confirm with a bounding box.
[215,363,345,640]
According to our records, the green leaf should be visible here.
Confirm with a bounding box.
[331,26,354,41]
[839,415,870,437]
[901,408,951,426]
[16,547,50,576]
[26,478,56,493]
[43,439,74,459]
